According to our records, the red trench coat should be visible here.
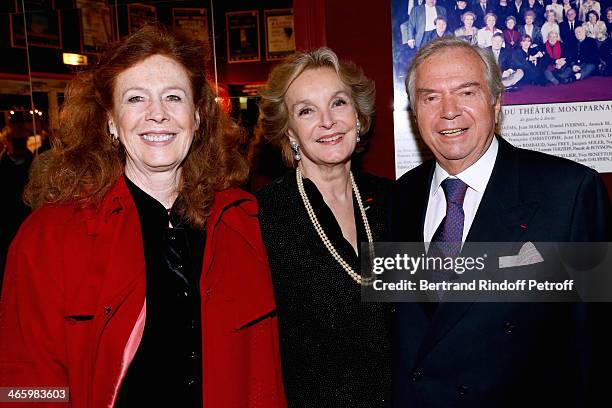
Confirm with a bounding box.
[0,177,286,407]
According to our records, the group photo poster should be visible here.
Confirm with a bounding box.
[172,8,209,45]
[390,0,612,177]
[226,10,261,63]
[264,8,295,61]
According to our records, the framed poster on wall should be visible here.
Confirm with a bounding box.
[10,0,62,49]
[77,0,112,54]
[172,8,209,44]
[128,3,157,34]
[226,10,260,63]
[264,8,295,61]
[389,0,612,176]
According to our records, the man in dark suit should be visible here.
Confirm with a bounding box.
[390,37,611,407]
[567,26,600,80]
[406,0,448,49]
[487,32,524,87]
[559,8,582,46]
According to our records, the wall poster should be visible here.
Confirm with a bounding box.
[172,8,209,44]
[77,0,112,54]
[264,8,295,61]
[390,0,612,177]
[10,0,62,49]
[226,10,261,63]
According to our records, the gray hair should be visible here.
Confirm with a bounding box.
[404,37,504,112]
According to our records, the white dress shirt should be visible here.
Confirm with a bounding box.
[423,136,499,243]
[425,4,438,32]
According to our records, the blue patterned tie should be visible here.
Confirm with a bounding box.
[431,178,469,250]
[429,178,469,298]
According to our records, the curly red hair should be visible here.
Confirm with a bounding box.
[25,25,250,229]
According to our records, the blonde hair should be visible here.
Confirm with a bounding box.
[257,47,375,166]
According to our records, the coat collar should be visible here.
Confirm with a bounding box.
[83,176,256,237]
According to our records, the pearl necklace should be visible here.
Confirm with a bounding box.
[296,168,374,285]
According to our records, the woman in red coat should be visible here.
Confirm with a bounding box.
[0,25,285,408]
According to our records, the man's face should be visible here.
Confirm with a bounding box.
[436,19,447,32]
[491,36,504,50]
[575,26,586,41]
[413,47,500,175]
[457,1,467,9]
[567,10,576,21]
[520,37,532,49]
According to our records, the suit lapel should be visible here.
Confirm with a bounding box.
[416,138,539,361]
[396,160,434,243]
[467,137,539,243]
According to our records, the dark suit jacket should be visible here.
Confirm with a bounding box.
[567,37,600,65]
[559,19,583,45]
[487,46,515,71]
[407,4,448,48]
[389,137,612,407]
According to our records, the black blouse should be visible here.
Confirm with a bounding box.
[115,176,205,407]
[256,170,393,408]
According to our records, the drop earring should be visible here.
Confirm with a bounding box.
[290,141,301,161]
[108,122,118,143]
[356,119,361,143]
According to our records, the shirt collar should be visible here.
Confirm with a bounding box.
[430,136,499,198]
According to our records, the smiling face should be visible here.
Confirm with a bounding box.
[506,18,516,29]
[108,54,199,179]
[548,30,559,44]
[525,14,535,25]
[436,18,448,32]
[491,35,504,50]
[588,12,598,23]
[486,15,497,28]
[413,47,500,175]
[285,67,357,171]
[567,9,576,21]
[520,36,532,50]
[464,14,475,27]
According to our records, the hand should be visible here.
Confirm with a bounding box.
[572,65,581,72]
[408,39,415,48]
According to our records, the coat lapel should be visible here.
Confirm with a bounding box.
[467,137,539,243]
